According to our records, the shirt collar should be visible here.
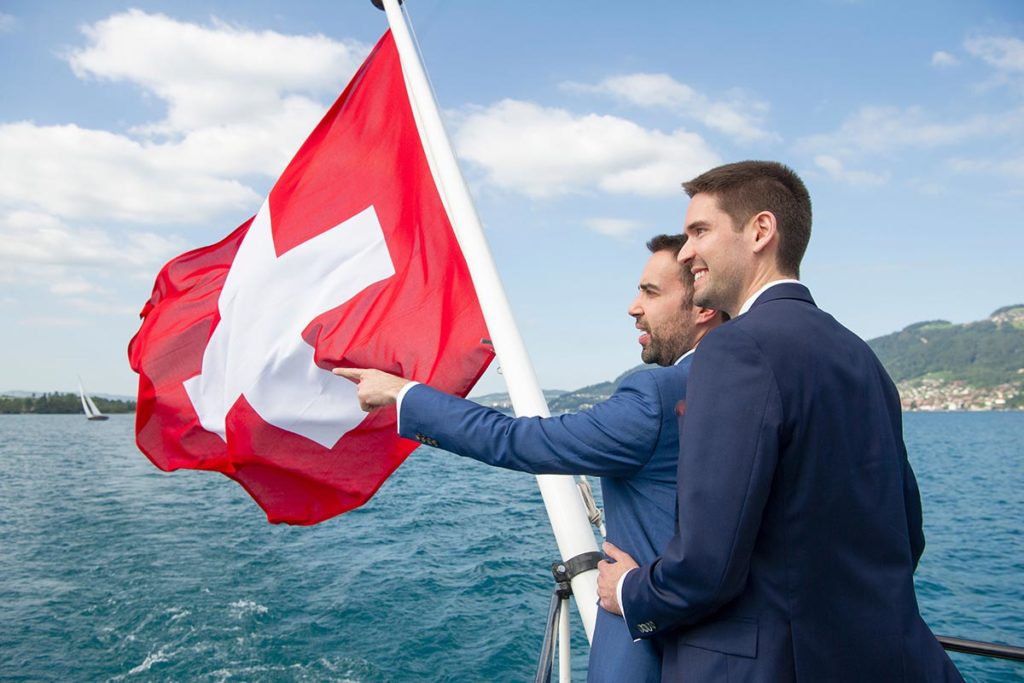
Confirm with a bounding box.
[673,347,696,365]
[737,279,802,316]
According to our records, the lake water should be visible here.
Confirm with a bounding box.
[0,412,1021,681]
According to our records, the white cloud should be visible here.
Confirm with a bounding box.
[0,210,184,270]
[583,218,644,238]
[454,99,719,198]
[931,51,960,68]
[67,10,368,134]
[813,155,889,186]
[800,105,1024,156]
[49,278,106,296]
[63,298,142,316]
[802,102,1024,188]
[0,10,376,317]
[0,122,261,224]
[0,13,15,33]
[566,73,699,108]
[965,35,1024,74]
[18,316,88,328]
[0,11,371,228]
[0,210,186,306]
[947,156,1024,179]
[563,73,777,144]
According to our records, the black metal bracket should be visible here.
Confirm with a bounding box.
[562,550,604,580]
[370,0,403,10]
[550,550,602,599]
[535,551,604,683]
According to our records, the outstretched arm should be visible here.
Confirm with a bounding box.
[335,366,668,478]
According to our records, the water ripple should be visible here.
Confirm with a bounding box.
[0,412,1021,681]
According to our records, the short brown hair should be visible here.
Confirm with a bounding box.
[683,161,811,277]
[645,233,687,257]
[646,233,693,308]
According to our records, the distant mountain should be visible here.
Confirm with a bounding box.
[547,366,651,413]
[867,305,1024,410]
[472,389,569,412]
[472,366,652,414]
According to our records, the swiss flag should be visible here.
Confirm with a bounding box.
[128,32,494,525]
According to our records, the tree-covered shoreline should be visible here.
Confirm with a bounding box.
[0,393,135,415]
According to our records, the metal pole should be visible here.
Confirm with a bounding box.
[938,636,1024,662]
[535,591,559,683]
[378,0,600,640]
[558,600,571,683]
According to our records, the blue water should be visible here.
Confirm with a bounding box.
[0,413,1021,681]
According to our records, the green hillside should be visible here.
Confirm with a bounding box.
[867,306,1024,387]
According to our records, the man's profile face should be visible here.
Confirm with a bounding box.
[628,250,698,366]
[679,192,749,316]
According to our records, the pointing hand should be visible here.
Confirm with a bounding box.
[333,367,412,412]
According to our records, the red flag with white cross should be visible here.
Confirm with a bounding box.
[127,31,494,525]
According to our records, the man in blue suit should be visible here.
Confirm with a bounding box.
[336,235,725,682]
[597,161,962,681]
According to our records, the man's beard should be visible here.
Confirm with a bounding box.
[641,336,674,366]
[642,318,692,366]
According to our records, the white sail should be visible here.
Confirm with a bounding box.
[78,378,109,420]
[85,394,104,418]
[79,384,92,416]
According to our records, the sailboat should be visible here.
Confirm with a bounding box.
[78,379,109,421]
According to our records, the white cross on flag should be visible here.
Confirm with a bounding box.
[128,32,494,525]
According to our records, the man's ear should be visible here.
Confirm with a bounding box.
[695,307,719,324]
[750,211,778,255]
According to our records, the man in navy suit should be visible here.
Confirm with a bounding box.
[336,235,725,682]
[597,161,962,681]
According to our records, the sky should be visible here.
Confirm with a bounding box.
[0,0,1022,398]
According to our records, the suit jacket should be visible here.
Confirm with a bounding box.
[399,357,693,683]
[621,284,961,682]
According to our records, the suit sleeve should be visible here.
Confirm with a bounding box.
[902,447,926,570]
[397,372,664,477]
[621,327,783,637]
[886,375,925,570]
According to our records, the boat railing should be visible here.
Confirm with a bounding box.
[936,636,1024,663]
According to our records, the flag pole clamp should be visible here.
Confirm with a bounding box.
[551,550,603,597]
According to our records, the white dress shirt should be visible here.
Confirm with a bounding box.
[395,380,420,429]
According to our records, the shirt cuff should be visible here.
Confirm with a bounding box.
[616,567,634,636]
[395,381,420,432]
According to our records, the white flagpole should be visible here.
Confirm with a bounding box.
[380,0,600,640]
